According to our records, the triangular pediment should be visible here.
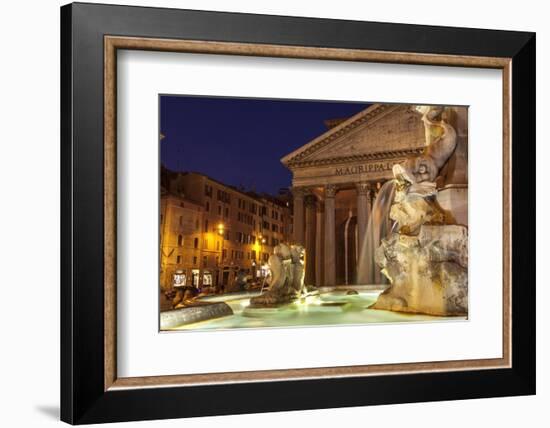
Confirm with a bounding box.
[281,104,427,168]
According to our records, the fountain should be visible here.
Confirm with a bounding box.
[159,105,469,331]
[370,106,468,316]
[248,243,306,308]
[357,180,396,285]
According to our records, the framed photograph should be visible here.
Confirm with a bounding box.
[61,2,535,424]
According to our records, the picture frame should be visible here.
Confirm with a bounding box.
[61,2,535,424]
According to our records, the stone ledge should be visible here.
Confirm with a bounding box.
[160,302,233,329]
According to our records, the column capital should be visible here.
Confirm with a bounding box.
[304,194,318,208]
[325,184,337,199]
[355,181,372,196]
[292,186,309,199]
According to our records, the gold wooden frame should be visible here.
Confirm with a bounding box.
[104,35,512,391]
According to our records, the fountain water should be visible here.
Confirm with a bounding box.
[357,180,396,284]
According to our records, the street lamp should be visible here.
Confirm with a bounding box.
[258,234,267,272]
[217,223,225,261]
[217,223,225,291]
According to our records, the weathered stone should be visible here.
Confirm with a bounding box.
[389,187,449,235]
[249,243,306,308]
[160,302,233,329]
[436,186,468,226]
[372,224,468,316]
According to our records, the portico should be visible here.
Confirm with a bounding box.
[282,103,428,286]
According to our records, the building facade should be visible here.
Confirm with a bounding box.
[282,103,468,287]
[160,170,291,292]
[160,190,204,291]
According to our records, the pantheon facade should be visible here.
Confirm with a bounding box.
[282,103,468,287]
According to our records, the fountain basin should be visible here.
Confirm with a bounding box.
[161,286,465,331]
[160,302,233,329]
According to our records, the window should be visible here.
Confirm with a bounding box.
[218,205,222,215]
[217,189,231,203]
[204,239,208,249]
[176,255,181,264]
[194,237,199,249]
[202,256,207,267]
[251,250,256,260]
[222,249,227,259]
[205,201,210,212]
[179,215,183,226]
[195,219,199,230]
[224,207,229,218]
[193,256,197,265]
[216,241,220,251]
[204,219,209,232]
[177,235,183,246]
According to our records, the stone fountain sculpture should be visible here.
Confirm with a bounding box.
[249,243,305,308]
[371,106,468,316]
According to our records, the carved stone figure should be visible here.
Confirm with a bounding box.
[373,224,468,316]
[371,106,468,316]
[393,106,457,185]
[249,243,306,308]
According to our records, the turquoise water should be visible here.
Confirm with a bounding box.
[170,290,465,331]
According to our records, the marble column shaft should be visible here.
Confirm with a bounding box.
[356,182,370,253]
[324,185,337,286]
[304,195,317,285]
[315,202,324,288]
[292,188,306,246]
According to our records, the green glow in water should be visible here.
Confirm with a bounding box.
[170,291,465,331]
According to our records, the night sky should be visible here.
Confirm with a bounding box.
[160,96,370,195]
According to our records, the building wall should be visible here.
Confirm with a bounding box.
[161,171,291,293]
[160,193,203,291]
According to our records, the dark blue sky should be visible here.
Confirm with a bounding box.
[160,96,370,195]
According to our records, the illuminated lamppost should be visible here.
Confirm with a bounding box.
[217,223,225,289]
[258,234,267,278]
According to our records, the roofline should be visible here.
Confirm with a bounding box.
[280,103,402,167]
[164,169,290,208]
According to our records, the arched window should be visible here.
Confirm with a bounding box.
[177,235,183,246]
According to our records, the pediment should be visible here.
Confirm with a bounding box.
[282,104,427,168]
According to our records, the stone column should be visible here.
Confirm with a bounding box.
[304,195,317,286]
[356,182,371,251]
[292,187,306,246]
[324,184,337,286]
[315,201,324,288]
